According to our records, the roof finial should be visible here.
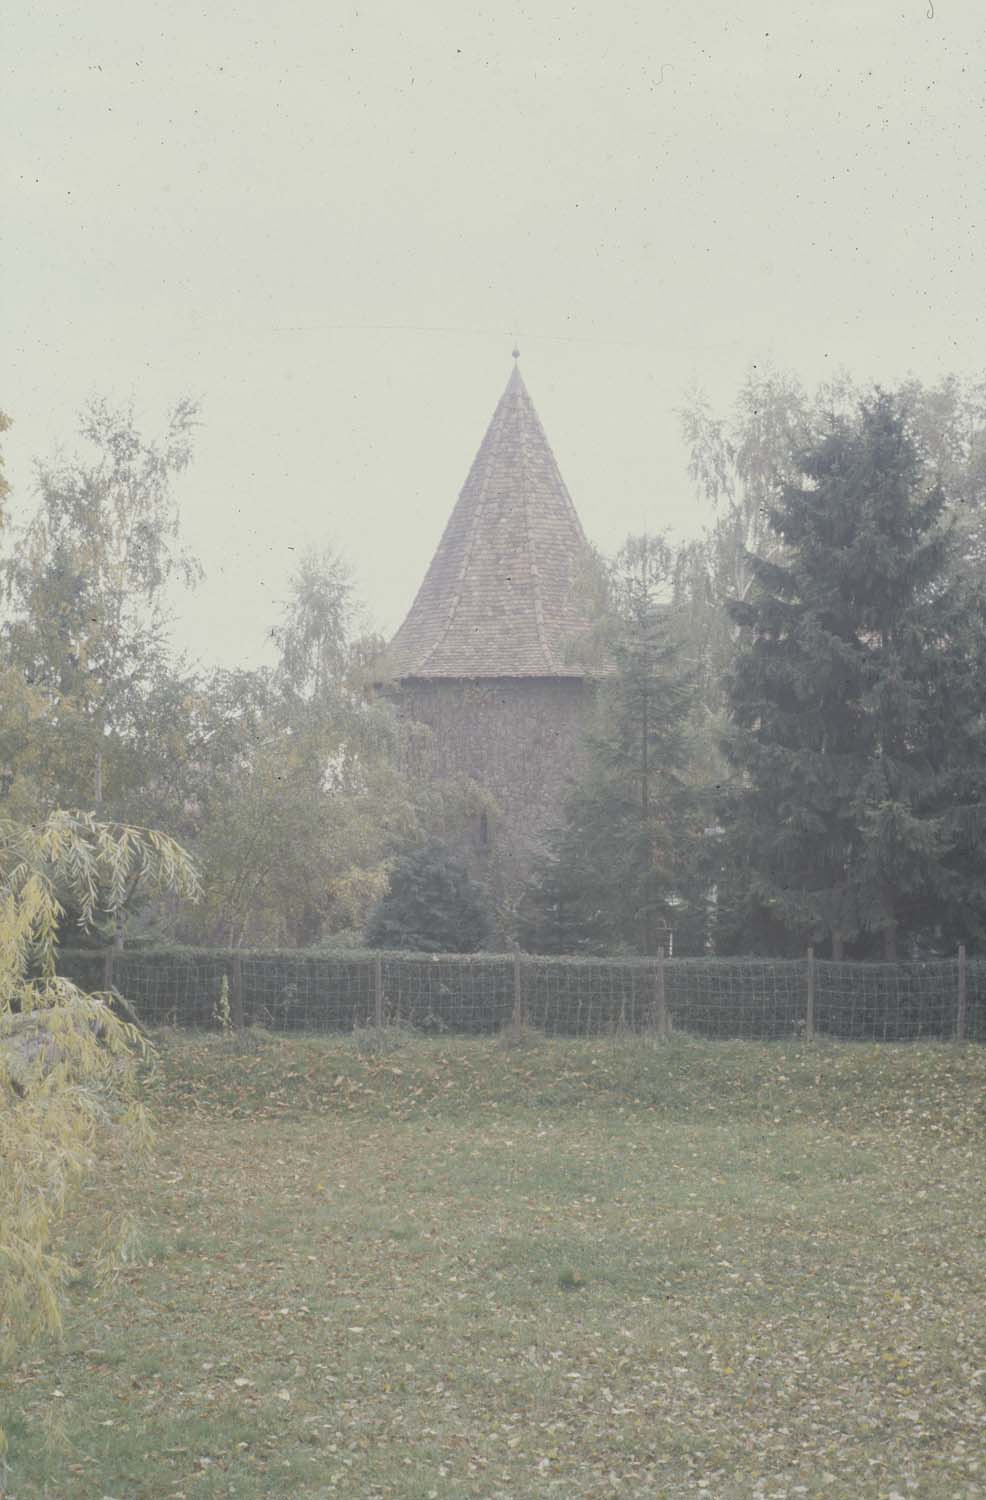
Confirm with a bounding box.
[512,345,520,361]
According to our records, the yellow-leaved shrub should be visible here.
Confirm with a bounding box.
[0,811,198,1453]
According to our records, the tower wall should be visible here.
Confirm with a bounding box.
[391,676,594,928]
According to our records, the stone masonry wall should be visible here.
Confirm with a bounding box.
[390,676,594,932]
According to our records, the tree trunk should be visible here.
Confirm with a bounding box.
[881,883,898,961]
[640,684,653,954]
[831,928,844,961]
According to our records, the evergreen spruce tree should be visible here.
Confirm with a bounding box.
[724,393,986,958]
[521,536,706,956]
[365,840,493,953]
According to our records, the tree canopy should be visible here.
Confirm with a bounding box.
[1,399,201,822]
[676,366,986,729]
[722,391,986,958]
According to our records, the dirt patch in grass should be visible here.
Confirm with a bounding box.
[3,1033,985,1499]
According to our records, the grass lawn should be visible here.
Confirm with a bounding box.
[2,1029,985,1499]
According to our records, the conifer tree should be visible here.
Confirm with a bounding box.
[521,536,706,955]
[724,393,986,958]
[365,840,494,953]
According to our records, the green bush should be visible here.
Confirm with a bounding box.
[365,841,494,954]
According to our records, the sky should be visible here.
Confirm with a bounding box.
[4,0,985,672]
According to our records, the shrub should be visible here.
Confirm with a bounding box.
[365,841,494,953]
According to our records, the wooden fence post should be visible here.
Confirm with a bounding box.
[804,946,815,1043]
[102,948,114,993]
[956,943,967,1043]
[512,951,525,1036]
[653,952,668,1038]
[374,954,384,1029]
[230,952,244,1032]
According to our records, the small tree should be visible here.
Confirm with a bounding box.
[366,841,493,953]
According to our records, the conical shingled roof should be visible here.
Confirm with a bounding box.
[384,363,593,679]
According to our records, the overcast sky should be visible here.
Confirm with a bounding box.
[5,0,984,671]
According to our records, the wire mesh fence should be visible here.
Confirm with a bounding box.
[54,946,986,1043]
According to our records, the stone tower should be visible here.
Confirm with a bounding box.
[379,358,597,923]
